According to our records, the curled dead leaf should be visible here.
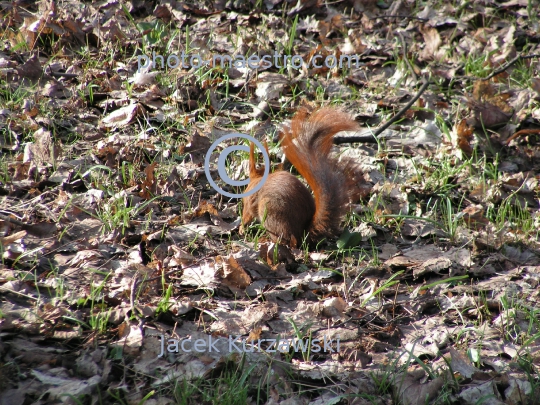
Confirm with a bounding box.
[455,119,474,156]
[393,369,445,405]
[218,255,252,289]
[101,103,145,128]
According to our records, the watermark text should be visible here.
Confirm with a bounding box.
[157,334,341,357]
[138,51,360,72]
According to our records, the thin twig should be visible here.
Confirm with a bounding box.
[0,213,29,228]
[398,31,418,82]
[0,286,39,300]
[49,71,79,79]
[372,75,430,137]
[369,15,428,21]
[333,131,378,144]
[334,76,431,144]
[482,53,540,81]
[130,274,142,321]
[504,128,540,145]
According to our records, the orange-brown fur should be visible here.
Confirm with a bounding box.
[242,107,360,247]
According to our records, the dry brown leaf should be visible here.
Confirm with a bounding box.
[22,128,61,181]
[101,103,144,128]
[0,230,26,246]
[16,54,43,81]
[288,0,321,15]
[456,119,474,156]
[255,72,289,101]
[322,296,347,318]
[247,327,263,342]
[531,77,540,96]
[468,98,513,129]
[179,132,211,165]
[385,256,420,269]
[11,161,31,180]
[220,255,252,289]
[139,162,157,199]
[68,250,104,267]
[167,246,196,267]
[42,82,70,98]
[461,204,490,229]
[153,4,173,22]
[181,260,219,288]
[419,25,442,61]
[458,380,505,404]
[413,256,453,278]
[469,81,513,128]
[393,369,445,405]
[193,200,220,217]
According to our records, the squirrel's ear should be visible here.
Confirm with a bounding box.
[263,140,280,171]
[249,142,257,176]
[249,142,267,178]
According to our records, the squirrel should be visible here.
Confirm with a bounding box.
[241,107,360,247]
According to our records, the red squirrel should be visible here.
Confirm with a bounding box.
[242,107,360,247]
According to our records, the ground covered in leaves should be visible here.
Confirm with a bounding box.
[1,0,540,404]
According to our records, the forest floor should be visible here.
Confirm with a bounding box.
[0,0,540,404]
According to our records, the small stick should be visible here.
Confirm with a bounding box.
[0,213,29,228]
[504,128,540,145]
[334,76,431,144]
[482,53,540,81]
[333,132,378,144]
[369,15,428,21]
[398,31,418,82]
[130,274,142,321]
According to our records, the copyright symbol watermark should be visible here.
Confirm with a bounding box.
[204,133,269,198]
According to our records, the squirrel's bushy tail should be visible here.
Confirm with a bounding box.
[280,107,359,241]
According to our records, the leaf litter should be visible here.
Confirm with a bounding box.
[0,0,540,404]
